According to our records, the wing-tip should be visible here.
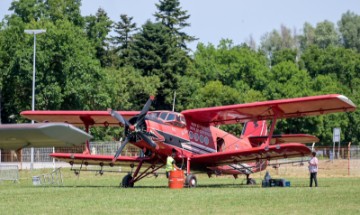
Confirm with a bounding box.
[337,94,356,109]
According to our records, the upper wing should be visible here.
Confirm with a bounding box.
[0,123,92,150]
[181,94,356,126]
[20,110,139,127]
[248,134,319,146]
[191,143,311,166]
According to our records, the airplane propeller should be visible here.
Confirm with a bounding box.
[108,96,156,162]
[109,109,131,127]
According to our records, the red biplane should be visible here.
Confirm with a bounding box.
[0,94,356,187]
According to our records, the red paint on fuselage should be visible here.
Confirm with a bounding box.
[135,110,263,176]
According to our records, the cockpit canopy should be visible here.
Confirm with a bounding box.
[148,111,186,127]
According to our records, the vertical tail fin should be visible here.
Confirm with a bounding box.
[241,120,268,137]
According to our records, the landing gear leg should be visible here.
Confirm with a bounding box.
[120,163,136,188]
[246,174,256,185]
[185,157,197,188]
[119,160,164,188]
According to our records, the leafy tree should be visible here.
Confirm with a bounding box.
[38,20,105,110]
[347,110,360,144]
[85,8,113,67]
[245,34,257,50]
[263,61,313,100]
[9,0,84,26]
[338,11,360,52]
[279,25,296,49]
[0,15,107,123]
[129,21,188,110]
[154,0,196,50]
[311,75,345,94]
[314,20,340,48]
[102,66,160,110]
[298,22,316,51]
[0,16,29,122]
[300,45,360,93]
[191,42,217,81]
[172,74,202,112]
[193,40,269,91]
[233,80,266,103]
[260,25,297,64]
[43,0,84,27]
[187,81,241,109]
[112,14,138,66]
[271,48,297,66]
[260,30,282,62]
[9,0,43,23]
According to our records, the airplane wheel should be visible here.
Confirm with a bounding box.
[185,174,197,188]
[121,174,134,188]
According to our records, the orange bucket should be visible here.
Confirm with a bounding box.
[168,170,184,189]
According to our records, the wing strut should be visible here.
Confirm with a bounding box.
[264,106,282,147]
[84,124,91,154]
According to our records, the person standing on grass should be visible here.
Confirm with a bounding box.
[165,148,181,178]
[309,151,318,187]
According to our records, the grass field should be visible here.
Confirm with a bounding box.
[1,163,360,215]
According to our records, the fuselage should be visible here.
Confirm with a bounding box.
[132,110,266,176]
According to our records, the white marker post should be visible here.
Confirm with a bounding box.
[333,128,341,160]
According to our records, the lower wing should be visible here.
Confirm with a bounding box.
[50,153,158,167]
[191,143,311,166]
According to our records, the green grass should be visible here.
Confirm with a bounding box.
[1,169,359,215]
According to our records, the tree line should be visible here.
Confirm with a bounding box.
[0,0,360,145]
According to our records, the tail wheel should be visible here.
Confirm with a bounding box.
[185,174,197,188]
[121,174,134,188]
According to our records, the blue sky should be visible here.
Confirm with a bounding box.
[1,0,359,50]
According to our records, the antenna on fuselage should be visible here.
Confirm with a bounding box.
[172,91,176,112]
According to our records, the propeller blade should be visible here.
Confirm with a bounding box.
[108,109,131,126]
[137,132,157,149]
[136,96,154,124]
[113,136,130,162]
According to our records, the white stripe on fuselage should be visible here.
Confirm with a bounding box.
[154,129,216,153]
[182,144,210,154]
[185,141,217,153]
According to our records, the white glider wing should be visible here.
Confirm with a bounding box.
[0,123,92,150]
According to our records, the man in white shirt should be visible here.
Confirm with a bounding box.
[308,151,318,187]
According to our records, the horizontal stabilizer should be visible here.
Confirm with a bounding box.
[0,123,92,150]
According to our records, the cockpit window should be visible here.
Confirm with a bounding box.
[159,112,168,120]
[180,116,186,124]
[166,113,176,121]
[148,112,160,119]
[152,111,187,127]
